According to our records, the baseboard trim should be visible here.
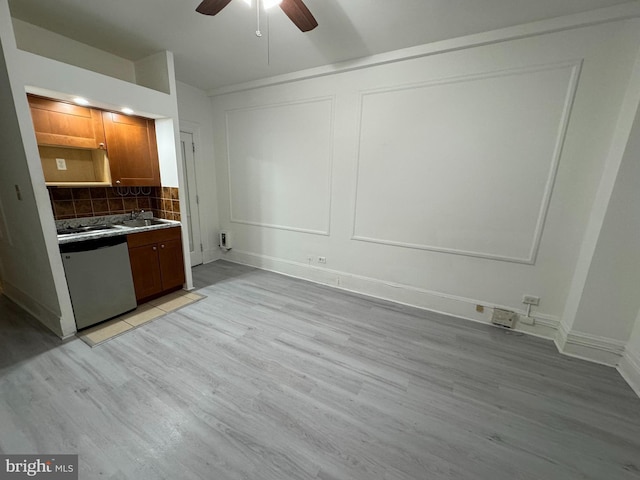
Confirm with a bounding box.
[203,248,221,264]
[2,281,63,337]
[555,321,626,367]
[223,249,559,340]
[618,349,640,398]
[555,320,570,351]
[218,250,635,393]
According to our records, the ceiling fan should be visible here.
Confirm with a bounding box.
[196,0,318,32]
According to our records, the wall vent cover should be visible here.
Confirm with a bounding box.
[492,308,516,328]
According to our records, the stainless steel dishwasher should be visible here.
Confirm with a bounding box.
[60,235,137,329]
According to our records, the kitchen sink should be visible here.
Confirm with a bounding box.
[57,219,171,238]
[118,218,168,228]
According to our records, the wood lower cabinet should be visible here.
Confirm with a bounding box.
[28,95,106,150]
[128,243,164,301]
[157,238,185,289]
[102,112,160,187]
[127,227,185,303]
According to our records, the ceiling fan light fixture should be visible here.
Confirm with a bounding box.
[262,0,283,9]
[242,0,282,9]
[197,0,316,32]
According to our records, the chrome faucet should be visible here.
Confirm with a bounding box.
[130,209,144,220]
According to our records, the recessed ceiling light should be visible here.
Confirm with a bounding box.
[73,97,89,106]
[121,107,134,115]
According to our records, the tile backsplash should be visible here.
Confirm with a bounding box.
[157,187,181,221]
[48,186,181,221]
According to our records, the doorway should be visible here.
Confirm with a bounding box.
[180,131,203,267]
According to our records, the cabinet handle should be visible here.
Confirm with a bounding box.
[152,246,157,251]
[115,180,121,184]
[160,244,165,249]
[99,142,105,149]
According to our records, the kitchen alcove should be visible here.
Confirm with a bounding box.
[29,94,161,188]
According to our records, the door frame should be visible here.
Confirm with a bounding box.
[179,124,204,267]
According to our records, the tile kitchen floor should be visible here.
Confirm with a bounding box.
[77,290,205,347]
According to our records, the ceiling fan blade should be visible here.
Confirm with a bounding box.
[279,0,318,32]
[196,0,233,16]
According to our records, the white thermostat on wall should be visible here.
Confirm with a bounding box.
[219,231,232,251]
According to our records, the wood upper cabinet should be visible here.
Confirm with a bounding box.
[102,112,161,187]
[28,95,106,149]
[128,227,185,302]
[28,95,162,187]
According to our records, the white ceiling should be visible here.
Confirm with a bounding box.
[7,0,634,91]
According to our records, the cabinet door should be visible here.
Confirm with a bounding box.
[158,238,186,291]
[102,112,161,186]
[28,95,106,149]
[128,244,163,301]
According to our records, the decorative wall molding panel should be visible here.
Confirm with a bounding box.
[352,61,581,263]
[210,20,640,387]
[226,97,334,236]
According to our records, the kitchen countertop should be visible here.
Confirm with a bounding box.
[56,214,181,245]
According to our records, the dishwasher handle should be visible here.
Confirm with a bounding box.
[60,235,128,254]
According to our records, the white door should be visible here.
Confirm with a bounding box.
[180,131,203,267]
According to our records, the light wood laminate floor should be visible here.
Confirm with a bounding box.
[1,260,639,479]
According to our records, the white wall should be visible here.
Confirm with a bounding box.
[134,51,171,94]
[211,20,640,341]
[156,118,181,188]
[15,52,177,119]
[0,6,73,336]
[12,17,177,97]
[11,18,136,83]
[558,95,640,364]
[176,81,221,264]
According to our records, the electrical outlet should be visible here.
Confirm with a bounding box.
[56,158,67,170]
[522,295,540,306]
[318,256,326,264]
